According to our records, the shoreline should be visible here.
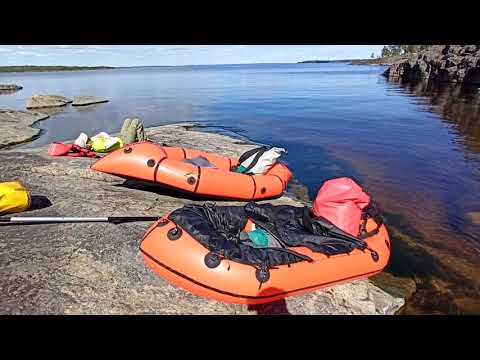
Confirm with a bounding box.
[0,114,404,315]
[0,66,114,74]
[0,61,388,75]
[0,110,50,150]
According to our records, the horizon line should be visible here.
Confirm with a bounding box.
[0,59,365,69]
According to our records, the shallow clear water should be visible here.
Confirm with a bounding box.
[1,63,480,313]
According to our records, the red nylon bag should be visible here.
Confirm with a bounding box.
[48,142,97,158]
[312,177,371,237]
[48,142,73,156]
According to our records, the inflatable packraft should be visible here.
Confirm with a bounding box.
[91,142,292,200]
[140,201,390,305]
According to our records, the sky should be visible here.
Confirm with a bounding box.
[0,45,385,67]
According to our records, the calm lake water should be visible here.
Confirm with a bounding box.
[1,63,480,314]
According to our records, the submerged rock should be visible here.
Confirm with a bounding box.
[466,212,480,225]
[0,122,404,314]
[26,95,72,109]
[72,96,109,106]
[73,103,104,112]
[0,110,49,149]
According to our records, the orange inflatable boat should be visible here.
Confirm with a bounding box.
[91,142,292,200]
[140,203,391,305]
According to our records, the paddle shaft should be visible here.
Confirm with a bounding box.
[0,216,159,224]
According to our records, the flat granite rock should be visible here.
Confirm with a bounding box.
[72,96,109,106]
[0,84,22,91]
[26,95,72,109]
[0,109,49,149]
[0,123,405,314]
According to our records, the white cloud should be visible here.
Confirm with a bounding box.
[0,45,385,67]
[16,51,48,57]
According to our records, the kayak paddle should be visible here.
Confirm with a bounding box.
[0,216,159,225]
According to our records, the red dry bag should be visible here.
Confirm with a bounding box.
[48,142,98,158]
[312,177,371,237]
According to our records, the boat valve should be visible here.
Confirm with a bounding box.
[167,227,182,240]
[204,252,222,268]
[255,267,270,284]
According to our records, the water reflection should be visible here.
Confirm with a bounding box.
[0,89,21,95]
[396,80,480,245]
[370,79,480,314]
[398,81,480,158]
[73,103,105,112]
[32,106,67,116]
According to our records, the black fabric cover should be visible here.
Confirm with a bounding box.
[243,202,367,254]
[168,202,368,268]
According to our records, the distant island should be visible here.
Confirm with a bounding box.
[298,60,352,64]
[298,59,395,65]
[0,66,114,73]
[300,47,443,67]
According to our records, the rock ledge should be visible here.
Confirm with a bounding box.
[0,84,22,91]
[26,95,72,109]
[72,96,109,106]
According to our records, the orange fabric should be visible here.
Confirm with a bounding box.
[140,216,390,305]
[91,142,292,200]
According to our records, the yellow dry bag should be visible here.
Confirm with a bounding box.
[90,132,124,153]
[0,182,31,214]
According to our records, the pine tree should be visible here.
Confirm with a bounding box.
[381,46,391,57]
[370,52,375,59]
[379,45,434,58]
[388,45,402,56]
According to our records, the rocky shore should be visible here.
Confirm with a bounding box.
[72,96,109,106]
[0,116,404,314]
[349,57,402,66]
[0,110,49,149]
[0,84,23,91]
[383,45,480,85]
[26,95,73,109]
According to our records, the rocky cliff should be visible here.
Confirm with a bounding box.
[383,45,480,85]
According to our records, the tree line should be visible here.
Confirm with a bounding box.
[0,65,114,73]
[381,45,433,58]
